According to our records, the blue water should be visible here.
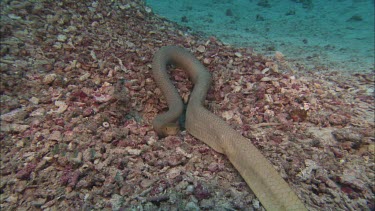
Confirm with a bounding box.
[146,0,374,73]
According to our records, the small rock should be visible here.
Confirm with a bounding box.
[8,14,21,20]
[368,144,375,155]
[6,195,18,203]
[196,45,206,53]
[91,21,99,27]
[82,108,94,117]
[200,199,214,209]
[194,183,211,200]
[167,155,184,166]
[94,94,112,103]
[110,194,124,211]
[57,34,68,42]
[207,163,223,172]
[185,201,199,211]
[328,114,348,126]
[69,152,83,165]
[43,74,56,85]
[332,129,362,144]
[203,58,211,64]
[125,147,141,155]
[119,4,131,10]
[167,167,182,179]
[275,51,284,61]
[32,198,47,207]
[0,108,28,122]
[186,185,194,194]
[49,131,62,141]
[340,169,367,191]
[260,76,277,82]
[140,179,154,188]
[234,52,242,58]
[297,159,319,181]
[252,199,261,209]
[14,180,27,193]
[145,6,152,13]
[79,72,91,81]
[0,123,29,132]
[52,101,68,114]
[16,163,36,180]
[341,141,355,150]
[16,140,24,147]
[29,97,40,104]
[264,94,273,103]
[53,42,62,49]
[102,130,114,143]
[331,147,344,158]
[35,159,48,171]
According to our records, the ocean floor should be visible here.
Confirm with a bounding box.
[0,0,374,210]
[145,0,375,73]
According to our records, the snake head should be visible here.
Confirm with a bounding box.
[159,122,180,137]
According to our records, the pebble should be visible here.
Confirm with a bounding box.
[16,140,24,147]
[91,21,99,27]
[0,123,29,132]
[186,185,194,194]
[64,26,77,33]
[43,74,56,85]
[6,195,18,203]
[8,14,21,20]
[54,101,68,114]
[314,83,321,89]
[140,179,154,188]
[48,131,62,141]
[125,147,141,155]
[110,194,124,211]
[264,94,273,103]
[200,199,214,209]
[185,201,200,211]
[275,51,284,61]
[79,72,91,81]
[167,167,182,179]
[252,199,261,209]
[340,168,367,191]
[332,129,362,143]
[145,6,152,13]
[260,76,277,82]
[368,144,375,155]
[0,108,27,122]
[102,130,114,142]
[203,58,211,64]
[119,4,131,10]
[29,97,40,104]
[328,114,348,126]
[234,52,242,57]
[53,42,62,49]
[69,152,83,165]
[32,198,47,207]
[82,108,94,117]
[196,45,206,53]
[30,108,46,117]
[57,34,67,42]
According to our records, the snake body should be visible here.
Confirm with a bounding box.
[152,46,307,211]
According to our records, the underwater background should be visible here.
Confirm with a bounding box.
[1,0,374,210]
[145,0,374,73]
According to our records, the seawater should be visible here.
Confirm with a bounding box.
[145,0,375,73]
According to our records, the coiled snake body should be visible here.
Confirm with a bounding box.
[152,46,307,211]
